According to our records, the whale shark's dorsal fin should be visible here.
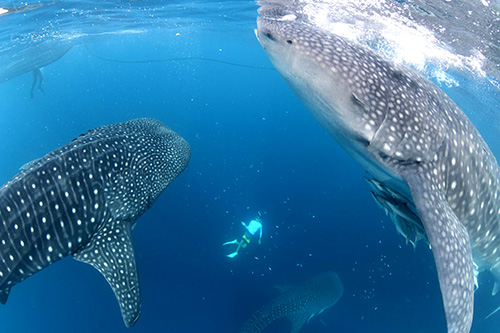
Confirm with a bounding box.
[275,284,294,293]
[73,218,140,328]
[19,157,42,171]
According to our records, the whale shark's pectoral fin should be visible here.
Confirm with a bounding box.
[73,218,140,328]
[402,168,474,333]
[0,289,10,304]
[289,311,309,333]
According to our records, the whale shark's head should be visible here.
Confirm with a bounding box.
[88,118,191,222]
[256,4,444,174]
[256,7,374,148]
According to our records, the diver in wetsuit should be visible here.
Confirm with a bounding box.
[223,213,263,258]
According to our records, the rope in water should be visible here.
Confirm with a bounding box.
[84,44,275,71]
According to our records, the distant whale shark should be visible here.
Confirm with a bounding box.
[256,2,500,332]
[240,271,343,333]
[0,41,71,98]
[0,118,190,327]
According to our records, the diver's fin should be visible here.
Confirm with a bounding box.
[493,282,500,296]
[490,266,500,296]
[226,252,238,258]
[402,167,474,333]
[485,305,500,320]
[73,218,140,328]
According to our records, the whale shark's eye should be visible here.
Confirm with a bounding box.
[286,40,293,45]
[264,31,275,41]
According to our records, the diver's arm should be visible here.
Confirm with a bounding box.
[258,225,262,244]
[241,221,248,230]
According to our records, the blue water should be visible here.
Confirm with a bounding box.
[0,1,500,332]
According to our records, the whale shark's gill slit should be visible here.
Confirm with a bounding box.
[392,70,404,81]
[351,93,365,107]
[355,135,370,147]
[84,44,275,71]
[263,31,275,41]
[368,103,391,148]
[391,69,419,91]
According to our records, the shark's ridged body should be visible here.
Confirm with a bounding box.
[0,118,190,327]
[241,271,343,333]
[256,2,500,332]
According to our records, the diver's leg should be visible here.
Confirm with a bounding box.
[30,68,44,98]
[225,240,245,258]
[30,70,37,99]
[36,68,44,94]
[222,239,238,246]
[223,239,238,257]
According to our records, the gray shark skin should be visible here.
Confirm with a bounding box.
[256,3,500,333]
[240,271,343,333]
[0,118,190,327]
[0,43,71,83]
[0,41,71,98]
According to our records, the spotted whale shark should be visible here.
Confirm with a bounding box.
[0,118,190,327]
[240,271,343,333]
[256,3,500,332]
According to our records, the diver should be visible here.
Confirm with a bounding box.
[223,213,263,258]
[30,68,44,99]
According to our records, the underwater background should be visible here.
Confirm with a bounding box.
[0,0,499,332]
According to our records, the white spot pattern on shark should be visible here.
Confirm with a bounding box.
[0,118,190,327]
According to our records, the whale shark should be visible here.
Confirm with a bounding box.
[256,2,500,332]
[0,41,71,98]
[0,118,190,327]
[240,271,343,333]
